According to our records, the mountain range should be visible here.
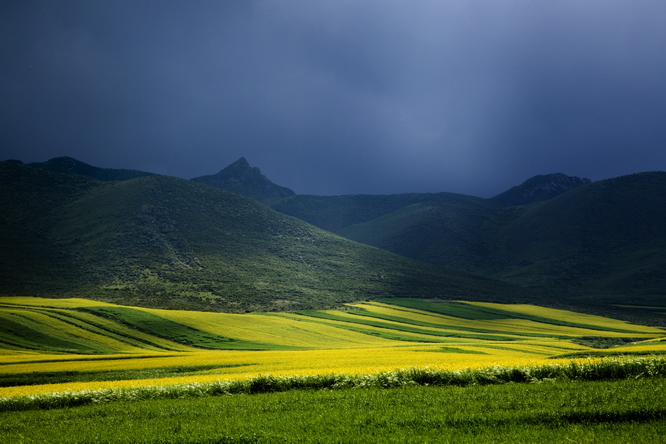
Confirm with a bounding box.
[8,156,156,181]
[2,156,665,312]
[0,160,531,312]
[271,172,666,305]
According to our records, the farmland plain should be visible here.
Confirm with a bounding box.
[2,296,666,442]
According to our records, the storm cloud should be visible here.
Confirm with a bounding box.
[2,1,665,196]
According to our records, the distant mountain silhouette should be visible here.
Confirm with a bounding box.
[490,173,591,206]
[191,157,295,202]
[26,156,155,181]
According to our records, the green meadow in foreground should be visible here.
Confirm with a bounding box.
[1,378,664,443]
[1,358,665,443]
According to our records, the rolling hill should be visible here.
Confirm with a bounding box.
[317,173,666,303]
[492,172,666,299]
[0,161,534,312]
[270,192,498,233]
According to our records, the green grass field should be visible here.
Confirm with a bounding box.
[1,377,665,443]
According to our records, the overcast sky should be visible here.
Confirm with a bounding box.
[2,1,665,197]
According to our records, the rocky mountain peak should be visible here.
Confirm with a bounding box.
[191,158,295,201]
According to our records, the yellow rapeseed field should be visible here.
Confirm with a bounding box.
[0,346,580,398]
[1,296,665,399]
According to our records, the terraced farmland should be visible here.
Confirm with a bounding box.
[1,296,664,398]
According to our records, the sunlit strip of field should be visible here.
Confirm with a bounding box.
[276,307,651,345]
[601,342,666,354]
[35,307,197,351]
[269,311,507,342]
[144,307,413,349]
[0,338,589,373]
[0,346,585,398]
[0,309,121,354]
[0,297,120,309]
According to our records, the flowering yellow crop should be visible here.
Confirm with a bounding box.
[2,296,666,400]
[0,346,578,398]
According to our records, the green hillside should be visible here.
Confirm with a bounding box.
[0,162,533,312]
[492,172,666,299]
[5,157,664,309]
[338,201,500,272]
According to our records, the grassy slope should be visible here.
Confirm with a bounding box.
[0,163,99,294]
[338,201,501,271]
[0,162,534,312]
[493,172,666,298]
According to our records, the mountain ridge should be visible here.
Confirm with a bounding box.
[25,156,156,181]
[9,155,590,205]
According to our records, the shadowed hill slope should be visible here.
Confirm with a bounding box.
[491,172,666,299]
[0,162,534,312]
[329,172,666,302]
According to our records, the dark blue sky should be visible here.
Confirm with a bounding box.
[2,1,665,197]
